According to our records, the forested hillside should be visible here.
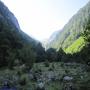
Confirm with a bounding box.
[0,1,45,69]
[45,1,90,51]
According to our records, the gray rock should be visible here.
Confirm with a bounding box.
[63,76,73,81]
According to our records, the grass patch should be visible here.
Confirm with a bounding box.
[65,37,85,54]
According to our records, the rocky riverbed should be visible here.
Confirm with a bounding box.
[0,62,90,90]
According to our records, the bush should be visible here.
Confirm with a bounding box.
[44,60,50,67]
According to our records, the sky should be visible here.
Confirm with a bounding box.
[2,0,89,41]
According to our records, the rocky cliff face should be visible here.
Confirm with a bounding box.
[0,1,20,30]
[0,0,39,45]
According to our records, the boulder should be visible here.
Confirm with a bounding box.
[63,76,73,81]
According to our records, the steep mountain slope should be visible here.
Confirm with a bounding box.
[46,1,90,51]
[0,1,43,68]
[0,1,20,30]
[42,30,59,49]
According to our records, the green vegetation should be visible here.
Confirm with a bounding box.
[0,1,46,69]
[0,0,90,90]
[46,1,90,51]
[0,62,89,90]
[65,37,85,53]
